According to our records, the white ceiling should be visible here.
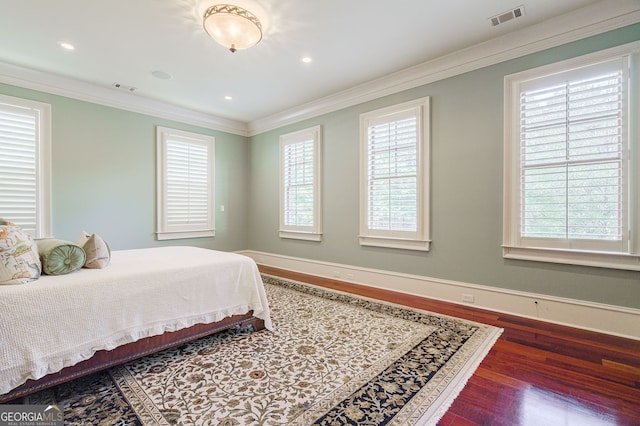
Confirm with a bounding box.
[0,0,638,132]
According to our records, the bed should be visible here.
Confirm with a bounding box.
[0,245,272,402]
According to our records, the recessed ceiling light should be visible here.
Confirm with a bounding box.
[58,41,75,51]
[224,95,233,101]
[152,70,173,80]
[302,56,312,63]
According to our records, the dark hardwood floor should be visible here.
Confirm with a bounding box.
[259,265,640,426]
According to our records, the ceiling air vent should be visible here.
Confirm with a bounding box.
[490,5,524,27]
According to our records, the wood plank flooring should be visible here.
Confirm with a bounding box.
[259,265,640,426]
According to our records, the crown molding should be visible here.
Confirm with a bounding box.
[247,0,640,136]
[0,62,250,136]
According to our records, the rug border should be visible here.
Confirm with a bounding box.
[410,323,502,425]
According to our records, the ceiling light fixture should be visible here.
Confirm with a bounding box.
[203,4,262,53]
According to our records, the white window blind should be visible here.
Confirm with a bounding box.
[367,114,418,233]
[520,69,624,242]
[0,96,51,238]
[166,140,210,227]
[279,125,322,241]
[503,43,640,270]
[156,127,214,240]
[359,97,430,251]
[283,139,314,227]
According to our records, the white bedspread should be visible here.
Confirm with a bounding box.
[0,246,272,396]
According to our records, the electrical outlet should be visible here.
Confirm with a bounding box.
[332,271,340,278]
[462,294,475,303]
[346,273,354,280]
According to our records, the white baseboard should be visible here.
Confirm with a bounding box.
[240,250,640,341]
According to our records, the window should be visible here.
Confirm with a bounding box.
[359,97,431,251]
[156,126,214,240]
[503,43,640,270]
[279,125,322,241]
[0,94,51,238]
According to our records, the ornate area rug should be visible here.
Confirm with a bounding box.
[26,276,502,425]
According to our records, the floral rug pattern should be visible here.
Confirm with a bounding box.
[24,276,501,425]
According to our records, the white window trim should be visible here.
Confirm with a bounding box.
[279,125,322,241]
[503,41,640,271]
[359,97,431,251]
[156,126,215,241]
[0,94,52,238]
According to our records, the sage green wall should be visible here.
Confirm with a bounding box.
[0,84,250,251]
[247,23,640,309]
[1,23,638,308]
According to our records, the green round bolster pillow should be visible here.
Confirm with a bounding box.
[36,239,86,275]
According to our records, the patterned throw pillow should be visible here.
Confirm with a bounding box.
[0,219,41,285]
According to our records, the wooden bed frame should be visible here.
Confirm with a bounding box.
[0,312,265,403]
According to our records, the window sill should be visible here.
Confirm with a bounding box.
[359,236,431,252]
[156,229,215,241]
[502,245,640,271]
[279,230,322,242]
